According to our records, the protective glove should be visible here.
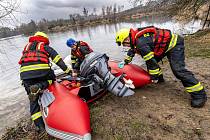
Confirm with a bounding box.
[72,72,78,77]
[65,67,72,75]
[123,78,135,89]
[118,61,125,69]
[151,80,159,84]
[28,84,42,101]
[71,69,78,77]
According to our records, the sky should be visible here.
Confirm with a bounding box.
[16,0,132,24]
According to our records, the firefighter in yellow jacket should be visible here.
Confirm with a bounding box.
[19,32,71,132]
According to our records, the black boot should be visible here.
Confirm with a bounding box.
[35,126,46,138]
[191,92,207,108]
[35,126,45,133]
[157,74,165,83]
[34,118,45,133]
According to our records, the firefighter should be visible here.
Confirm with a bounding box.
[19,32,72,132]
[66,38,93,76]
[115,26,207,108]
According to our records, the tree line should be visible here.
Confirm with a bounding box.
[0,0,210,39]
[0,4,126,38]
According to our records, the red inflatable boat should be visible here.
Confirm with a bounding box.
[108,60,151,88]
[40,61,151,139]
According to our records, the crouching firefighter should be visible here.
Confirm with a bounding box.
[79,52,135,97]
[19,32,72,132]
[115,26,207,108]
[66,38,93,76]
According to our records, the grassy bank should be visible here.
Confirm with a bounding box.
[185,29,210,58]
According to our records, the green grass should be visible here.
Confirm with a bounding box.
[184,31,210,58]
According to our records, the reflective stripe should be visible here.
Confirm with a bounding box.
[143,33,150,37]
[125,56,133,61]
[37,42,43,50]
[143,52,154,61]
[71,57,77,60]
[65,68,71,74]
[20,64,50,73]
[31,111,42,121]
[186,82,204,93]
[166,34,178,53]
[71,60,76,63]
[71,55,77,58]
[25,43,32,51]
[48,80,53,85]
[158,70,163,75]
[149,68,162,75]
[53,55,61,64]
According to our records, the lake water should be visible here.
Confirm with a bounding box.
[0,19,202,136]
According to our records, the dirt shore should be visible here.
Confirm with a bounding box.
[1,30,210,140]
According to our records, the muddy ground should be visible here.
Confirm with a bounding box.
[1,30,210,140]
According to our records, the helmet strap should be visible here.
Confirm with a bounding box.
[76,41,80,49]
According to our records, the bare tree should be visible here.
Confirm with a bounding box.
[106,6,113,15]
[118,5,121,13]
[153,0,210,28]
[0,0,21,25]
[202,5,210,29]
[121,5,125,11]
[83,7,88,17]
[106,6,109,15]
[38,18,48,32]
[93,8,97,16]
[102,6,106,16]
[113,3,117,14]
[128,0,142,8]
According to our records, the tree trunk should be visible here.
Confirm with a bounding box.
[202,5,210,29]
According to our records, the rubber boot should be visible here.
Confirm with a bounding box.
[35,126,46,138]
[34,117,45,133]
[157,74,165,83]
[191,92,207,108]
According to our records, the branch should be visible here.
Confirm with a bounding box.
[202,5,210,29]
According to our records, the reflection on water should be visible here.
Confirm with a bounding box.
[0,19,202,136]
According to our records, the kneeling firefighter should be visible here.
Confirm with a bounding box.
[66,38,93,76]
[115,26,207,108]
[19,32,72,132]
[80,52,135,97]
